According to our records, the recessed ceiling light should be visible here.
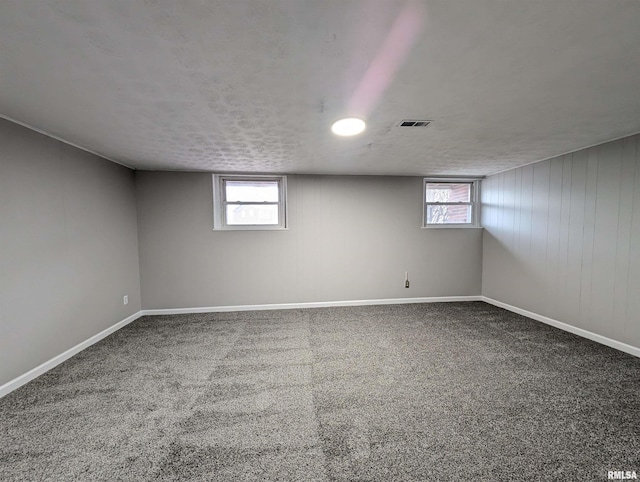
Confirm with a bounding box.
[331,117,366,136]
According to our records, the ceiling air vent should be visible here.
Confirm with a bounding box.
[398,120,432,127]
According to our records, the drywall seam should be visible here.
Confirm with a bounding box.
[481,296,640,358]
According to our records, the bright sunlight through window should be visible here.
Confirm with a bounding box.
[213,175,287,230]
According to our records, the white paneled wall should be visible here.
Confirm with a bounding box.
[482,134,640,348]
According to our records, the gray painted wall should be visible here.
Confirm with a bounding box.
[0,119,141,386]
[482,134,640,348]
[136,172,483,309]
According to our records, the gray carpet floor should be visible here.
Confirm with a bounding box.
[1,302,639,481]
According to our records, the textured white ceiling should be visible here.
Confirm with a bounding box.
[1,1,640,176]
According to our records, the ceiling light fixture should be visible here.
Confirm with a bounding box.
[331,117,366,136]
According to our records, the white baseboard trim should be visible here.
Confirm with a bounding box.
[1,297,480,398]
[481,296,640,358]
[0,311,143,399]
[141,296,483,316]
[3,296,637,399]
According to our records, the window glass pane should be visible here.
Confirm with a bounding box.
[426,183,471,203]
[426,204,472,224]
[225,180,279,202]
[226,204,279,225]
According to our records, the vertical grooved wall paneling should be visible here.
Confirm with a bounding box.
[482,134,640,349]
[136,174,483,309]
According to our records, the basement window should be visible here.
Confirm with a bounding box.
[423,179,480,228]
[213,174,287,230]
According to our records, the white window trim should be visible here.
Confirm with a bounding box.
[422,178,481,229]
[213,174,288,230]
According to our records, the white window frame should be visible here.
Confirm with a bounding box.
[422,178,481,228]
[213,174,288,230]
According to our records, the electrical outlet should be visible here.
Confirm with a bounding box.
[405,280,410,288]
[123,295,128,305]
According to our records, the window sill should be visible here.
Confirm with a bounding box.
[421,225,483,229]
[213,227,289,231]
